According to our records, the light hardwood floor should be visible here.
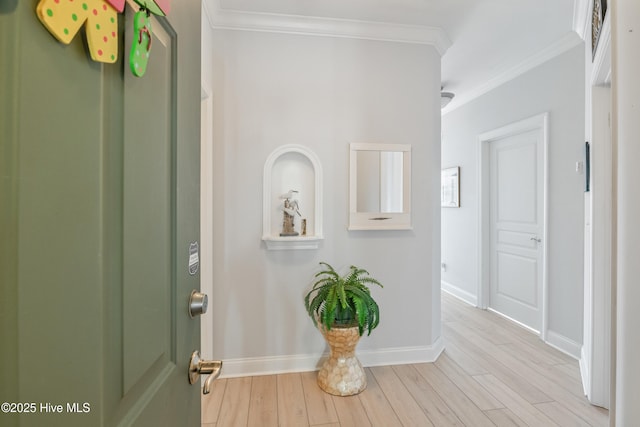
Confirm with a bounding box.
[202,293,609,426]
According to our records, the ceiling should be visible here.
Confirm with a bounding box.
[205,0,585,111]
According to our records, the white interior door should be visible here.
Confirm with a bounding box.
[489,126,544,332]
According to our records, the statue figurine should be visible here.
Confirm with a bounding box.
[280,190,302,236]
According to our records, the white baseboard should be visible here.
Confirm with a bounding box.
[579,346,590,396]
[219,338,445,378]
[545,330,582,360]
[359,337,445,368]
[220,353,322,378]
[441,281,478,306]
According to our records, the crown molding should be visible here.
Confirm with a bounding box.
[202,0,215,28]
[203,1,451,55]
[443,31,583,115]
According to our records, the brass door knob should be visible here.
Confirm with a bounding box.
[188,350,222,394]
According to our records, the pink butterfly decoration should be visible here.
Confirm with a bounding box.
[155,0,171,15]
[104,0,125,13]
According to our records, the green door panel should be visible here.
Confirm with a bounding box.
[122,12,175,396]
[0,1,202,426]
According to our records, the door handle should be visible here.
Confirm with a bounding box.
[530,237,541,243]
[188,351,222,394]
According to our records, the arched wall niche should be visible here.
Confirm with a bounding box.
[262,144,323,250]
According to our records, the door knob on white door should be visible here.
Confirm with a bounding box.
[188,351,223,394]
[530,237,542,243]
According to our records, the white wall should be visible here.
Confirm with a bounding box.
[207,29,442,376]
[441,45,585,354]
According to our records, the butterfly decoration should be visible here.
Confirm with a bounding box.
[36,0,120,63]
[36,0,171,76]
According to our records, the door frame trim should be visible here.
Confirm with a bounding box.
[477,113,549,340]
[581,86,612,407]
[200,84,214,362]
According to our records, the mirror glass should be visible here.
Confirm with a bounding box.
[356,151,403,213]
[349,143,411,230]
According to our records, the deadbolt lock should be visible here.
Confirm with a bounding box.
[189,290,208,317]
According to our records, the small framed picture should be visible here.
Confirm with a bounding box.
[441,166,460,208]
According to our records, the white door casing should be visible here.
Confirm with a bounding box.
[581,86,612,409]
[201,87,214,363]
[478,114,549,338]
[581,11,612,408]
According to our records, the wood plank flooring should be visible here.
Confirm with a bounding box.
[202,293,609,426]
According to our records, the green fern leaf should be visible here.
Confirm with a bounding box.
[303,262,383,336]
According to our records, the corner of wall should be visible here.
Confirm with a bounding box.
[545,330,582,360]
[441,281,478,307]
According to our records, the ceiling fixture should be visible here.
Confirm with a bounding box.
[441,91,455,108]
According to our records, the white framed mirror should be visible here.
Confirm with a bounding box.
[349,143,412,230]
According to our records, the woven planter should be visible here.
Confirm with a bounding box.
[317,325,366,396]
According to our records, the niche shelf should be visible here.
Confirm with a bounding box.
[262,145,323,250]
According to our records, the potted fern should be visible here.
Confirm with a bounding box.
[304,262,383,396]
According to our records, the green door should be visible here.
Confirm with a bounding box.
[1,1,202,426]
